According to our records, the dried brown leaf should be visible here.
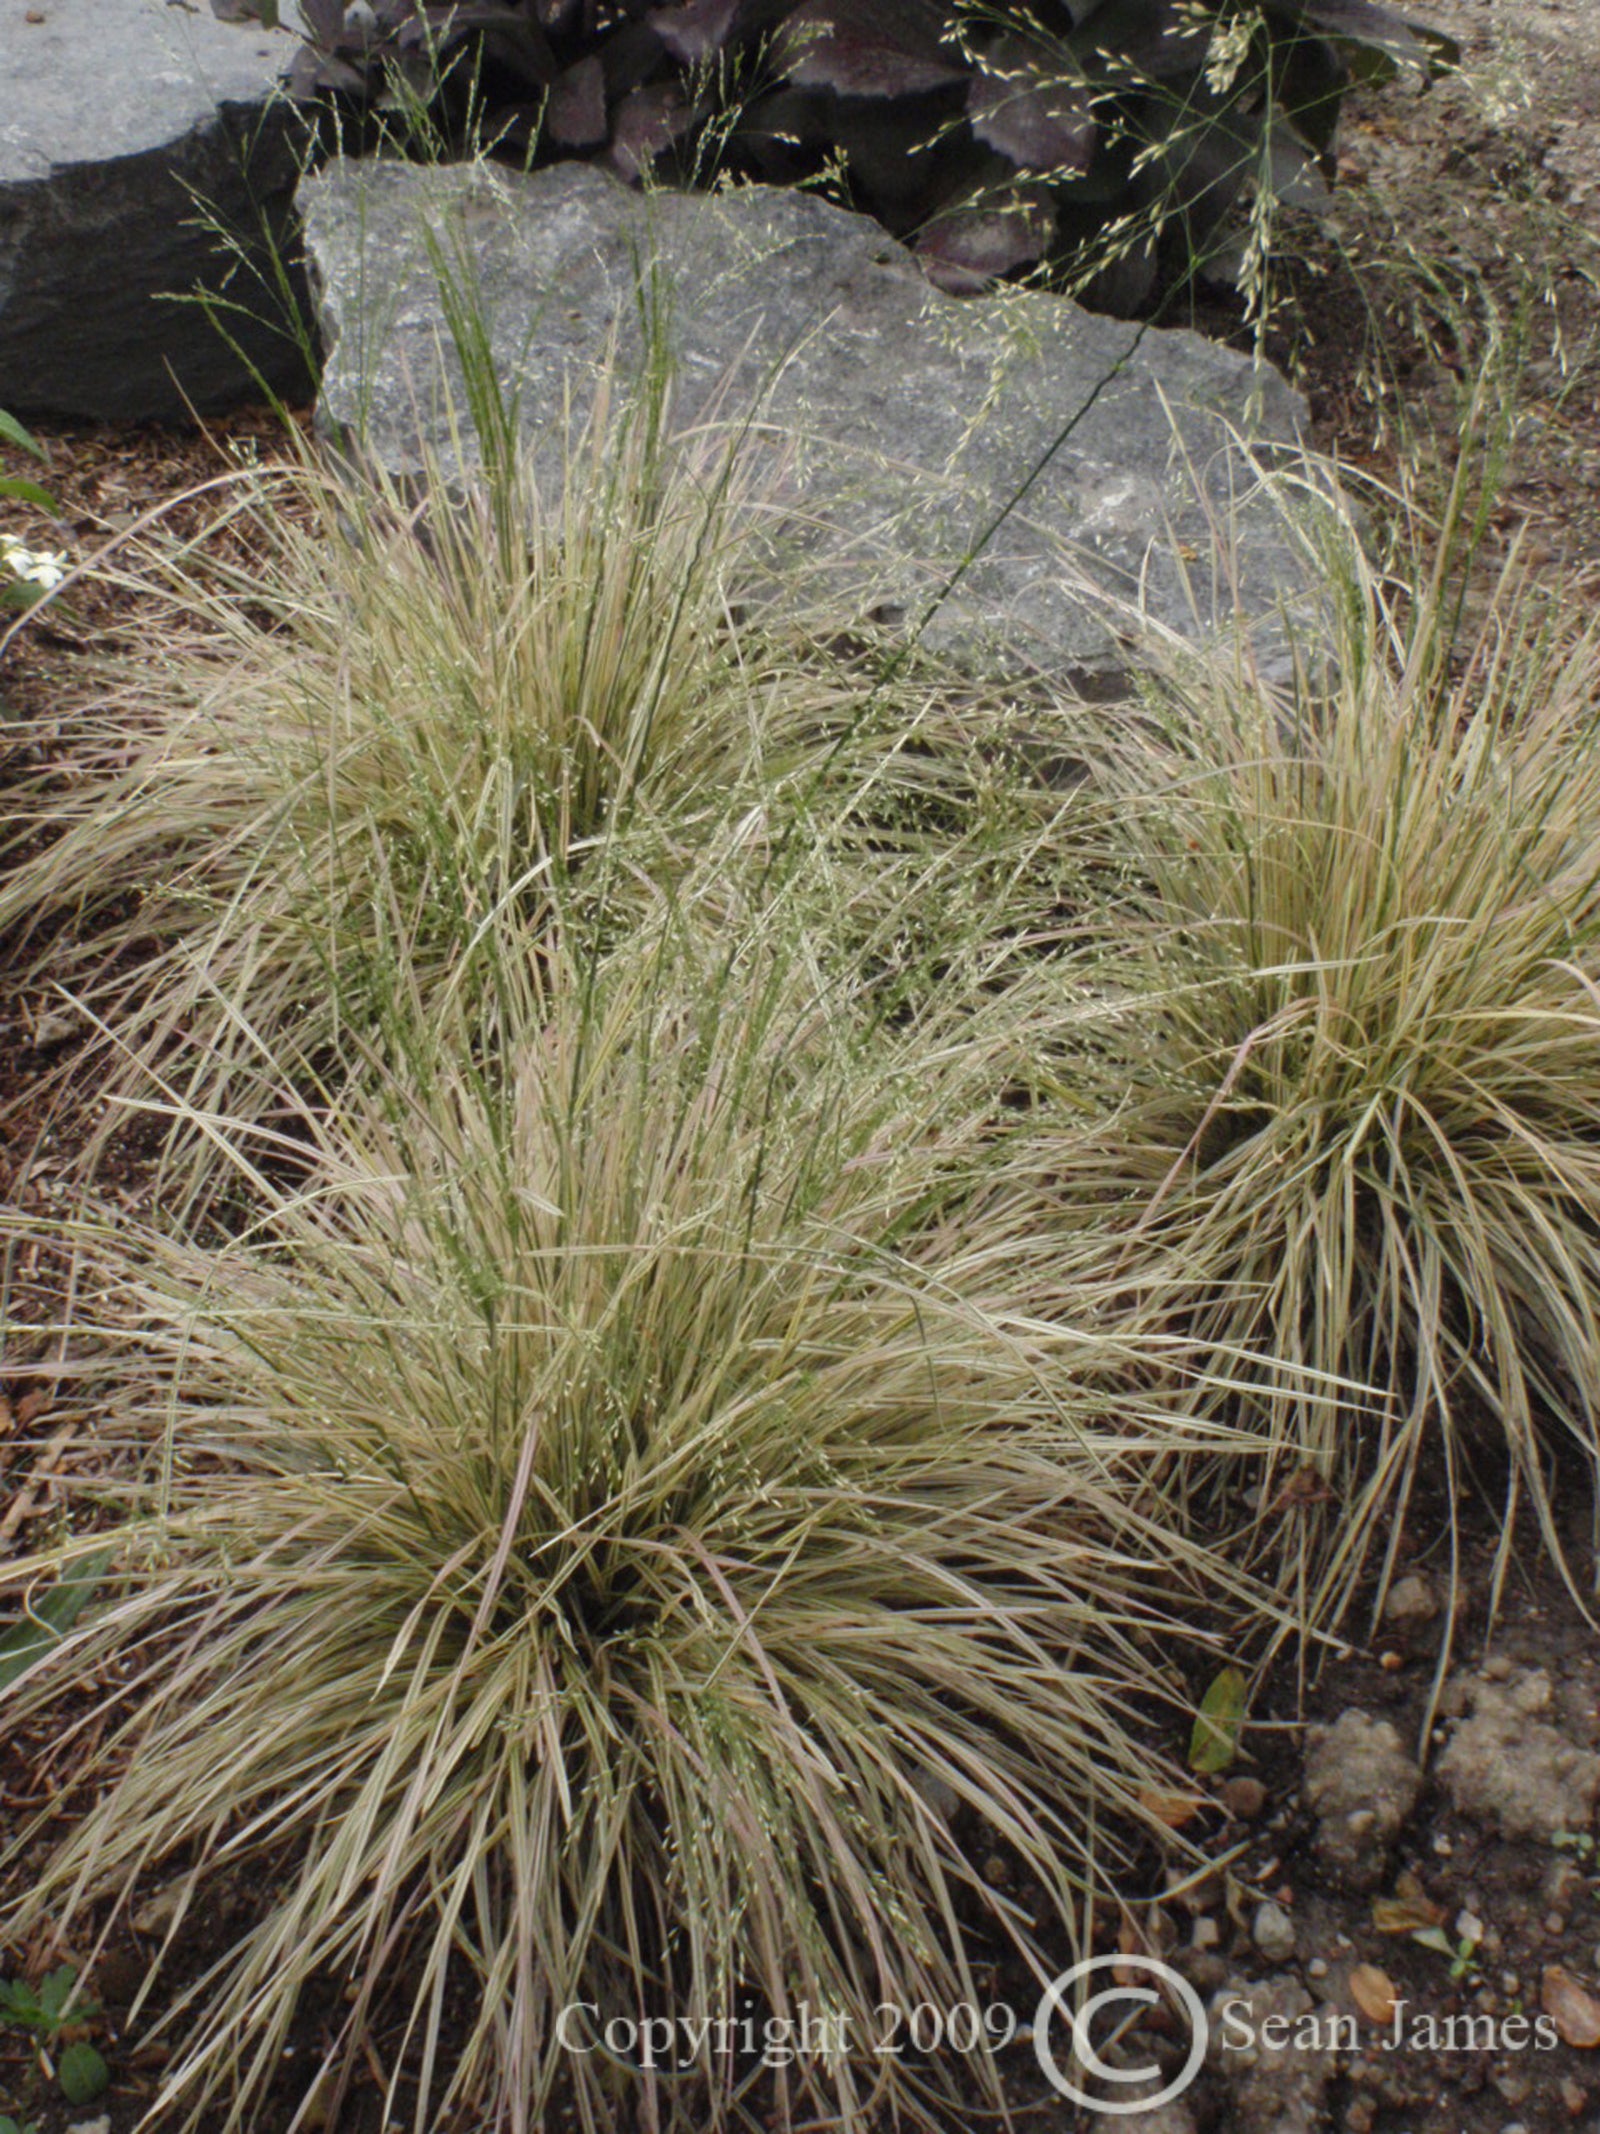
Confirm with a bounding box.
[1371,1894,1446,1934]
[1349,1963,1399,2025]
[1137,1786,1204,1830]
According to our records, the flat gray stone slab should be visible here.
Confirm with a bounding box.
[0,0,309,419]
[302,158,1315,678]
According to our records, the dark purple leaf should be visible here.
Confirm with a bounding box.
[1279,0,1455,70]
[400,4,486,50]
[607,81,696,177]
[299,0,347,46]
[647,0,741,62]
[407,1,557,75]
[913,195,1053,291]
[825,94,959,212]
[1262,130,1332,206]
[777,0,967,99]
[286,43,374,90]
[595,20,669,94]
[1070,0,1211,79]
[546,54,609,145]
[727,84,831,181]
[968,40,1095,173]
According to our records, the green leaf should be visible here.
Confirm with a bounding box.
[38,1965,78,2024]
[0,475,58,513]
[36,1963,94,2029]
[0,1552,113,1691]
[1188,1664,1249,1774]
[0,1976,44,2025]
[0,409,47,460]
[58,2041,110,2105]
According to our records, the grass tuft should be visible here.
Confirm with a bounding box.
[1,923,1239,2134]
[1041,478,1600,1632]
[0,364,1097,1221]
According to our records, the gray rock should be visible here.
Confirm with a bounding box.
[300,158,1315,681]
[1208,1976,1334,2134]
[1253,1899,1298,1964]
[0,0,312,418]
[1436,1667,1600,1841]
[1302,1711,1421,1893]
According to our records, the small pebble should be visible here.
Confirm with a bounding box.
[1222,1774,1267,1820]
[1307,1956,1329,1979]
[1548,1911,1569,1935]
[1253,1897,1297,1963]
[1433,1833,1454,1856]
[1560,2075,1588,2114]
[1384,1573,1439,1626]
[1177,1948,1228,1991]
[1379,1649,1404,1671]
[1483,1654,1515,1681]
[29,1009,80,1048]
[1545,1860,1587,1909]
[1192,1915,1222,1950]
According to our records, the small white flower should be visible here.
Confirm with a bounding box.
[1,532,68,590]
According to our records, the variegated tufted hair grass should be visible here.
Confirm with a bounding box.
[1034,467,1600,1637]
[0,352,1085,1222]
[0,914,1252,2134]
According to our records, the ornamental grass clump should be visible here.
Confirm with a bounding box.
[0,371,1070,1209]
[1043,496,1600,1627]
[0,383,769,1149]
[1,926,1237,2134]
